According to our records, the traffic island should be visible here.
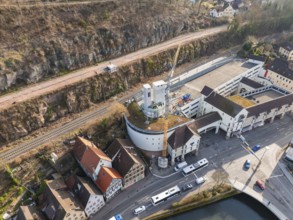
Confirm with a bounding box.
[143,184,239,220]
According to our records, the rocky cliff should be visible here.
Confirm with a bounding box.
[0,31,232,145]
[0,0,225,90]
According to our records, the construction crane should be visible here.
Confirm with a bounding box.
[159,45,181,168]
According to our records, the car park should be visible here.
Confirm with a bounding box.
[255,180,265,190]
[244,159,251,169]
[195,176,207,185]
[252,144,261,152]
[133,206,146,215]
[181,183,193,192]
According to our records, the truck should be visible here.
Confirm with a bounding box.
[174,161,188,172]
[109,214,123,220]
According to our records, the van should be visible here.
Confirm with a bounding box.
[104,64,117,73]
[133,206,146,215]
[195,176,207,185]
[174,161,188,172]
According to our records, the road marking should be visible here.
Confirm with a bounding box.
[267,174,284,179]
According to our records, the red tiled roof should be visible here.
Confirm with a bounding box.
[95,167,122,193]
[73,137,112,174]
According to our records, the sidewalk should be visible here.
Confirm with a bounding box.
[230,179,289,220]
[278,160,293,186]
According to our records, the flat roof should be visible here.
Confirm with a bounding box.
[246,90,284,104]
[175,59,256,99]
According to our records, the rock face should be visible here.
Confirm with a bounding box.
[0,31,240,146]
[0,0,225,90]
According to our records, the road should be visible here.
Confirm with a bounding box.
[93,115,293,220]
[0,25,227,110]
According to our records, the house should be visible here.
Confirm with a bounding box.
[210,3,237,17]
[66,175,105,217]
[41,179,86,220]
[266,58,293,92]
[106,139,145,189]
[95,166,123,201]
[279,42,293,61]
[17,206,45,220]
[73,136,112,180]
[237,77,264,93]
[167,125,200,165]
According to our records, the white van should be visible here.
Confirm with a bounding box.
[104,64,118,73]
[195,176,207,185]
[133,206,146,215]
[174,161,188,172]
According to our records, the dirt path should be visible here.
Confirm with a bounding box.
[0,25,227,110]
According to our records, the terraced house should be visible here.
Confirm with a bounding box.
[73,136,122,201]
[106,139,145,189]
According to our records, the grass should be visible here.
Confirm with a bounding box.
[127,101,190,131]
[143,184,239,220]
[228,95,255,108]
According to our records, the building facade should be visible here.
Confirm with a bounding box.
[66,175,105,217]
[167,125,200,164]
[266,58,293,92]
[106,139,145,189]
[279,42,293,61]
[95,166,123,201]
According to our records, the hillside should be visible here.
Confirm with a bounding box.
[0,0,224,90]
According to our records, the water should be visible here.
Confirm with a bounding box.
[166,194,278,220]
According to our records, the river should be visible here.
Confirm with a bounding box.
[165,193,278,220]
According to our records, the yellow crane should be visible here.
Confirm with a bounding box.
[161,45,181,159]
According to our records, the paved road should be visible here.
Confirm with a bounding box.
[0,25,227,110]
[93,115,293,220]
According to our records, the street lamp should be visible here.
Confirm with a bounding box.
[260,146,270,162]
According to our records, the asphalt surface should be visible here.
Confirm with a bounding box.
[93,115,293,220]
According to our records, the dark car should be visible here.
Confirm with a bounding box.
[182,183,193,192]
[256,180,265,190]
[252,144,261,152]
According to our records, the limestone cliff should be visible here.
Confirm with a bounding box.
[0,0,225,90]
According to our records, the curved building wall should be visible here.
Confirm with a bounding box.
[124,115,192,157]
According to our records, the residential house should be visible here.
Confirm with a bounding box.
[73,136,112,180]
[17,206,45,220]
[41,179,86,220]
[106,139,145,189]
[266,58,293,92]
[66,175,105,217]
[210,3,237,17]
[167,125,200,165]
[279,42,293,61]
[95,166,123,201]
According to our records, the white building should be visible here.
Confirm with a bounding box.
[210,4,238,17]
[142,80,167,118]
[279,42,293,61]
[66,175,105,217]
[167,125,200,165]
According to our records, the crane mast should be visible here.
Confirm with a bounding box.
[161,45,181,161]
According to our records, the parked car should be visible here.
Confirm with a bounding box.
[182,183,193,192]
[244,159,251,169]
[255,180,265,190]
[252,144,261,152]
[195,176,207,185]
[133,206,146,215]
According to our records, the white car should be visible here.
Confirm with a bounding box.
[133,205,146,215]
[195,176,207,185]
